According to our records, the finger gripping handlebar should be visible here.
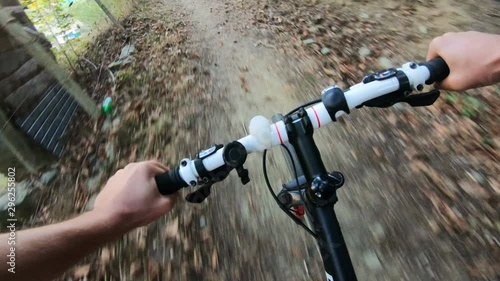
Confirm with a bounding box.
[421,57,450,85]
[155,167,188,195]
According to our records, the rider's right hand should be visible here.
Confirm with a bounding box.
[426,31,500,91]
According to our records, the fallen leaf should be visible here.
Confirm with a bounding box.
[427,219,441,234]
[240,76,250,93]
[135,227,147,251]
[130,259,141,278]
[100,248,111,265]
[458,180,490,199]
[134,101,142,110]
[201,226,210,241]
[193,248,202,272]
[411,160,458,200]
[488,177,500,195]
[73,264,91,279]
[182,237,191,252]
[323,67,336,76]
[165,217,179,240]
[128,145,138,162]
[182,208,193,225]
[147,261,159,280]
[211,248,218,269]
[386,112,397,126]
[427,191,466,233]
[81,168,89,177]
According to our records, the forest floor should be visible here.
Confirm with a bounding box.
[21,0,500,280]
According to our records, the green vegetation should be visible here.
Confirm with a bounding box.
[445,92,459,104]
[303,72,317,84]
[445,92,485,119]
[481,135,494,148]
[116,68,135,82]
[65,0,129,34]
[21,0,131,66]
[461,96,484,119]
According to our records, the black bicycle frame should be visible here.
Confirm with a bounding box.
[285,109,358,281]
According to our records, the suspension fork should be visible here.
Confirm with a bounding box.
[285,108,358,281]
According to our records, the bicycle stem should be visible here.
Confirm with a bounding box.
[286,107,358,281]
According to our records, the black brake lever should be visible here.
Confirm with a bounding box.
[358,90,411,108]
[186,184,213,203]
[359,89,440,108]
[404,89,440,107]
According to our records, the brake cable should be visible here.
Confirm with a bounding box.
[285,98,321,117]
[263,149,318,238]
[279,144,316,225]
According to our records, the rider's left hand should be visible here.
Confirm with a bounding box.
[93,160,178,230]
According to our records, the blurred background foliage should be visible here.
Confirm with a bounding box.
[21,0,131,66]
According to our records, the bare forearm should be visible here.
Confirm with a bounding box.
[0,160,176,281]
[0,211,127,281]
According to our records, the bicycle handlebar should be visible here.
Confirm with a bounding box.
[155,58,449,196]
[155,167,188,195]
[421,57,450,84]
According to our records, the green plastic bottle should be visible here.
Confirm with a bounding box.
[102,97,113,115]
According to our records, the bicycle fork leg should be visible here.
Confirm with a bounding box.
[307,204,358,281]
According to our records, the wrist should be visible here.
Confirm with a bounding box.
[87,209,134,238]
[493,44,500,84]
[485,34,500,85]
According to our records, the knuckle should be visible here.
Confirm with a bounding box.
[431,35,445,46]
[429,38,440,49]
[146,159,159,166]
[429,32,455,52]
[140,162,155,172]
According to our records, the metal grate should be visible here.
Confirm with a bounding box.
[15,84,79,156]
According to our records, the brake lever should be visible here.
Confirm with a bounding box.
[404,89,440,107]
[358,91,405,108]
[359,89,440,108]
[186,184,213,203]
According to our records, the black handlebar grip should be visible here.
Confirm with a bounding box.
[421,57,450,85]
[154,166,189,195]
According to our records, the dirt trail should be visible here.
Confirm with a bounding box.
[169,0,326,280]
[10,0,492,281]
[28,0,497,280]
[159,0,492,280]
